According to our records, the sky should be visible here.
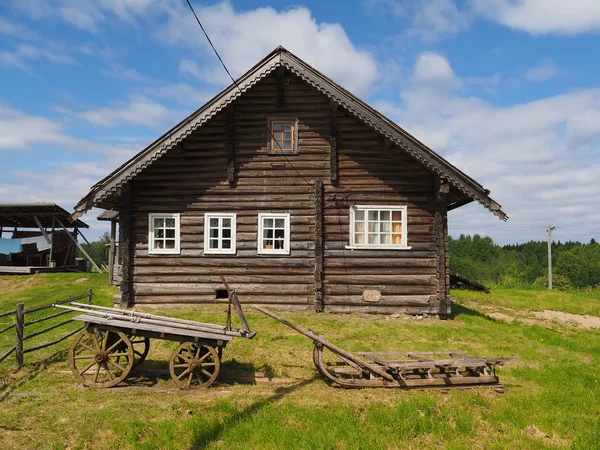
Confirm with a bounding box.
[1,0,599,245]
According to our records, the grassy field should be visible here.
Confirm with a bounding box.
[0,273,599,449]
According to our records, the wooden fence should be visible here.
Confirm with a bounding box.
[0,289,93,369]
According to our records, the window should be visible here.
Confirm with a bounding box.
[258,213,290,255]
[348,206,410,249]
[268,118,297,154]
[148,213,180,255]
[204,213,236,254]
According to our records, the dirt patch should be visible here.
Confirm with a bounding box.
[534,310,600,330]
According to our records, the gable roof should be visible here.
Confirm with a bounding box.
[73,46,507,221]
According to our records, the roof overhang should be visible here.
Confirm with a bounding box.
[0,203,88,228]
[73,46,507,221]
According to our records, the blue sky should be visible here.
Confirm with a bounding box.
[1,0,599,244]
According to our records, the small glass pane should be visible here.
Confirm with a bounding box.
[355,210,365,221]
[368,210,378,221]
[263,239,274,249]
[165,229,175,238]
[392,222,403,233]
[283,141,292,149]
[355,221,364,232]
[210,239,219,249]
[368,222,378,232]
[222,239,231,249]
[222,218,231,228]
[355,233,365,244]
[222,228,231,239]
[209,228,219,238]
[380,222,390,233]
[165,218,175,228]
[392,234,402,245]
[264,218,273,228]
[154,240,163,249]
[264,229,273,239]
[368,234,377,244]
[274,229,285,239]
[273,123,283,131]
[380,211,390,221]
[283,132,291,140]
[392,211,402,221]
[209,218,219,228]
[274,239,284,249]
[274,218,285,228]
[283,123,292,131]
[155,229,164,238]
[380,234,391,245]
[165,240,175,249]
[154,218,164,228]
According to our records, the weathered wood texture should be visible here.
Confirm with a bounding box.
[124,71,446,314]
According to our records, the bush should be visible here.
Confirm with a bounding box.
[533,274,571,290]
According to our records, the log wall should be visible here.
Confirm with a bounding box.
[119,71,448,314]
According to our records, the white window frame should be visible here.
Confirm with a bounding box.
[148,213,181,255]
[347,205,411,250]
[204,213,237,255]
[257,213,291,255]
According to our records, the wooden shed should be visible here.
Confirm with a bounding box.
[74,47,506,317]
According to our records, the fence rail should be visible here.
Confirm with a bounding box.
[0,289,93,369]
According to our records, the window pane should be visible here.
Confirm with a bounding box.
[283,132,291,140]
[263,240,274,249]
[282,141,292,149]
[283,123,292,131]
[222,239,231,249]
[154,218,164,228]
[209,218,219,228]
[355,221,364,232]
[380,211,390,221]
[263,229,273,239]
[209,228,219,238]
[368,222,378,232]
[368,210,378,221]
[273,123,283,131]
[274,218,285,228]
[222,228,231,239]
[274,239,285,249]
[274,229,285,239]
[355,210,365,221]
[392,234,402,245]
[264,218,273,228]
[165,240,175,249]
[165,229,175,238]
[155,229,164,238]
[165,218,175,228]
[222,218,231,228]
[380,222,390,233]
[380,234,391,245]
[154,240,163,249]
[368,234,377,244]
[392,211,402,221]
[392,222,403,233]
[209,239,218,249]
[355,233,365,244]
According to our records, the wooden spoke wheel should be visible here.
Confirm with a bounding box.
[68,328,134,388]
[128,335,150,368]
[169,342,220,389]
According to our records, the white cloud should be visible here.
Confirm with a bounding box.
[524,58,559,82]
[471,0,600,35]
[378,52,600,243]
[0,44,79,74]
[162,2,378,95]
[414,52,463,91]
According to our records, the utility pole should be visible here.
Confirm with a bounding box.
[547,225,555,290]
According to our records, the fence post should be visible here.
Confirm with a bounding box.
[87,288,93,305]
[15,303,24,370]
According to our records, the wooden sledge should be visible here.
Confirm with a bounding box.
[255,306,515,390]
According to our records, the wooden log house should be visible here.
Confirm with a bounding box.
[73,47,507,318]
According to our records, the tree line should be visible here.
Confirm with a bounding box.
[449,234,600,290]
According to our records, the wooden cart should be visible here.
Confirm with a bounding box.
[55,276,255,389]
[256,306,515,390]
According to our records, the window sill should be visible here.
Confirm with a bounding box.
[148,250,181,256]
[204,250,236,255]
[345,245,412,251]
[257,250,291,256]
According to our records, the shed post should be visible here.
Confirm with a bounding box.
[15,303,24,369]
[87,288,93,305]
[108,220,117,286]
[48,214,55,267]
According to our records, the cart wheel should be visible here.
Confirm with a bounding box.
[169,342,220,389]
[68,328,134,388]
[128,335,150,368]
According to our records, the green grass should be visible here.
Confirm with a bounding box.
[1,273,599,449]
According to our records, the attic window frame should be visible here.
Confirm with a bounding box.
[267,117,298,154]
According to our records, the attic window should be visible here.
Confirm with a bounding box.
[268,118,297,154]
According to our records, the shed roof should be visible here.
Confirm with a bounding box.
[97,210,119,221]
[73,46,507,221]
[0,203,88,229]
